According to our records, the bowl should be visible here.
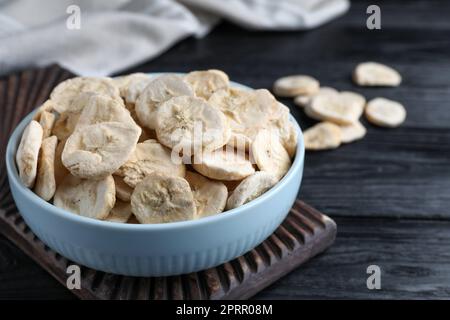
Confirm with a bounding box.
[6,76,305,277]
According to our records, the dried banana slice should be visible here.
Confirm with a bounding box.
[39,110,56,138]
[303,122,342,150]
[75,93,138,129]
[340,91,366,111]
[305,93,364,125]
[16,120,43,187]
[135,74,194,130]
[365,98,406,127]
[273,75,320,97]
[33,100,56,121]
[184,69,229,100]
[185,171,227,218]
[34,136,57,201]
[117,139,186,188]
[52,111,81,141]
[208,88,278,146]
[112,73,149,99]
[105,200,133,223]
[62,122,141,179]
[251,129,291,180]
[340,121,367,143]
[353,62,402,87]
[130,172,196,224]
[294,87,338,108]
[53,174,115,220]
[50,77,121,114]
[156,96,230,152]
[226,172,278,210]
[192,148,255,181]
[268,104,298,158]
[113,175,133,202]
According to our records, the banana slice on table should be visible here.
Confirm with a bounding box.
[156,96,230,152]
[273,75,320,97]
[50,77,121,114]
[294,86,339,108]
[185,171,228,219]
[365,97,406,127]
[131,172,196,224]
[303,122,342,151]
[34,136,58,201]
[339,121,367,143]
[353,62,402,87]
[184,69,229,100]
[16,120,43,187]
[54,174,115,220]
[116,139,186,188]
[305,92,364,125]
[251,129,291,181]
[135,74,194,130]
[192,148,255,181]
[226,172,278,210]
[62,122,141,179]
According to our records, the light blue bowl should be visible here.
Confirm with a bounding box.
[6,78,305,277]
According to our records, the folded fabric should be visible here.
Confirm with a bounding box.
[0,0,349,76]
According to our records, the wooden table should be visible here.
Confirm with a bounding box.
[1,0,450,299]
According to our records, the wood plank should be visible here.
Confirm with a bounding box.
[254,216,450,299]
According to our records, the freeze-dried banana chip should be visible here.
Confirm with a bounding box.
[16,120,43,187]
[185,171,228,218]
[39,110,56,138]
[365,98,406,127]
[303,122,342,150]
[192,148,255,181]
[273,75,320,97]
[184,69,229,100]
[131,172,196,224]
[226,172,278,210]
[50,77,121,114]
[156,96,230,152]
[62,122,141,179]
[34,136,57,201]
[208,88,279,146]
[305,92,364,125]
[33,100,55,121]
[54,174,115,220]
[51,92,99,141]
[105,200,133,223]
[340,91,366,110]
[340,121,367,143]
[353,62,402,87]
[268,103,298,158]
[112,73,149,100]
[251,129,291,180]
[294,87,338,108]
[135,74,194,130]
[75,93,138,130]
[113,175,133,202]
[117,139,186,188]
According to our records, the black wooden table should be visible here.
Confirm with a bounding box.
[1,0,450,299]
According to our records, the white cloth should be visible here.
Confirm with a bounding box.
[0,0,349,76]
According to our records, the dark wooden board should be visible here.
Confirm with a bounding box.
[0,65,336,299]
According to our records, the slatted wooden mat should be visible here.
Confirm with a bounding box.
[0,65,337,300]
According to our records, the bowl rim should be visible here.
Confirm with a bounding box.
[6,73,305,231]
